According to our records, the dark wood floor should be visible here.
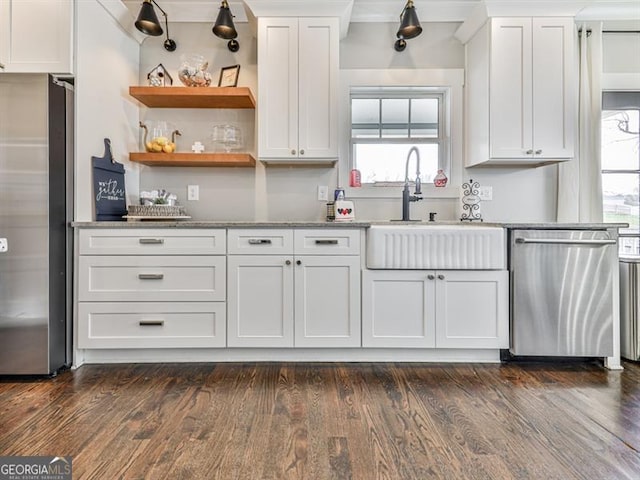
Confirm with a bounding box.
[1,361,639,479]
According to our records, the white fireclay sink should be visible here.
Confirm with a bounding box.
[366,224,506,269]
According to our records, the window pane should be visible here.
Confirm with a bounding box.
[411,98,439,138]
[352,99,379,124]
[602,110,640,170]
[381,99,408,123]
[381,99,408,138]
[602,172,639,235]
[353,144,439,184]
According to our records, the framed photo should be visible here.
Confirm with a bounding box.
[218,65,241,87]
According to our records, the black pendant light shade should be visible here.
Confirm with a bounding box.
[394,0,422,52]
[213,0,240,52]
[135,0,177,52]
[135,0,162,36]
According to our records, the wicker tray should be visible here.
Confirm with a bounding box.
[127,205,187,217]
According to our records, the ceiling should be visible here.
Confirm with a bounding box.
[122,0,640,25]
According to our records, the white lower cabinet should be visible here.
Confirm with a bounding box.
[77,228,227,350]
[227,255,294,347]
[363,270,508,349]
[227,229,361,348]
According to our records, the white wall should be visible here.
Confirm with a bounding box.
[75,0,140,221]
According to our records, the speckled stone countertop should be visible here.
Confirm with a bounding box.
[71,220,372,228]
[71,220,628,229]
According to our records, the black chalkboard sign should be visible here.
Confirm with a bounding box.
[92,138,127,221]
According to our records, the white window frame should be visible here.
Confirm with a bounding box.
[339,69,464,199]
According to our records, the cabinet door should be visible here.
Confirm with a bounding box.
[489,18,533,158]
[294,256,360,347]
[0,0,72,73]
[362,270,436,348]
[532,18,575,159]
[435,270,508,349]
[227,255,294,347]
[258,18,298,159]
[297,18,339,159]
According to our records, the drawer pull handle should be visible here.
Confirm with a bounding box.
[437,274,445,280]
[315,239,338,245]
[139,320,164,327]
[138,273,164,280]
[139,238,164,244]
[427,274,435,280]
[248,239,272,245]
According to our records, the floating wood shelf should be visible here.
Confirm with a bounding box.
[129,152,256,167]
[129,86,256,109]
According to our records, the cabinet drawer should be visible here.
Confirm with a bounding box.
[79,228,226,255]
[77,302,226,348]
[227,229,293,255]
[78,256,226,302]
[294,229,360,255]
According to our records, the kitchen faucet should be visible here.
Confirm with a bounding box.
[401,146,422,221]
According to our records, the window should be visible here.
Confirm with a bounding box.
[602,91,640,254]
[350,87,449,186]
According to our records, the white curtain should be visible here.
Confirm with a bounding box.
[557,22,603,222]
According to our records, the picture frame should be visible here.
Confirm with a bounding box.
[218,64,241,87]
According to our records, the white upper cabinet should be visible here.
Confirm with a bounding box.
[464,17,575,166]
[258,17,339,162]
[0,0,73,74]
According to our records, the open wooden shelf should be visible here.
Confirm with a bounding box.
[129,152,256,167]
[129,86,256,109]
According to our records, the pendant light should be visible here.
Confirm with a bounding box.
[135,0,177,52]
[394,0,423,52]
[212,0,240,52]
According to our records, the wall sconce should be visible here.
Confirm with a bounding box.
[212,0,240,52]
[394,0,423,52]
[135,0,177,52]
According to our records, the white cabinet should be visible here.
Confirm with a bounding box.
[227,229,361,347]
[257,17,339,162]
[435,270,508,349]
[0,0,73,73]
[464,17,575,166]
[362,271,436,348]
[363,270,508,349]
[227,254,294,347]
[77,229,227,349]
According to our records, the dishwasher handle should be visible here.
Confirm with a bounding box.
[515,237,616,246]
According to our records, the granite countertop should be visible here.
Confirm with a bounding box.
[71,220,373,228]
[72,220,628,229]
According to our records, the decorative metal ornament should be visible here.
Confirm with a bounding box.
[460,179,483,222]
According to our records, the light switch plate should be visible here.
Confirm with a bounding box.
[0,238,7,253]
[318,185,329,201]
[478,186,493,201]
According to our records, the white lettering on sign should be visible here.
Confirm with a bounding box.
[96,179,125,202]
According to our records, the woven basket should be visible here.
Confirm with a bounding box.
[128,205,187,217]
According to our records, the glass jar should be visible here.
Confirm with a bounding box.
[211,124,243,152]
[139,120,178,153]
[434,169,448,187]
[178,54,212,87]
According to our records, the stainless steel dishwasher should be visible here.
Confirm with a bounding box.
[510,229,617,357]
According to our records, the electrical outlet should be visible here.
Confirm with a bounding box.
[317,185,329,201]
[478,186,493,201]
[0,238,7,253]
[187,185,199,201]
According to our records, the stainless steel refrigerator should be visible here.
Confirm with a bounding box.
[0,74,73,375]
